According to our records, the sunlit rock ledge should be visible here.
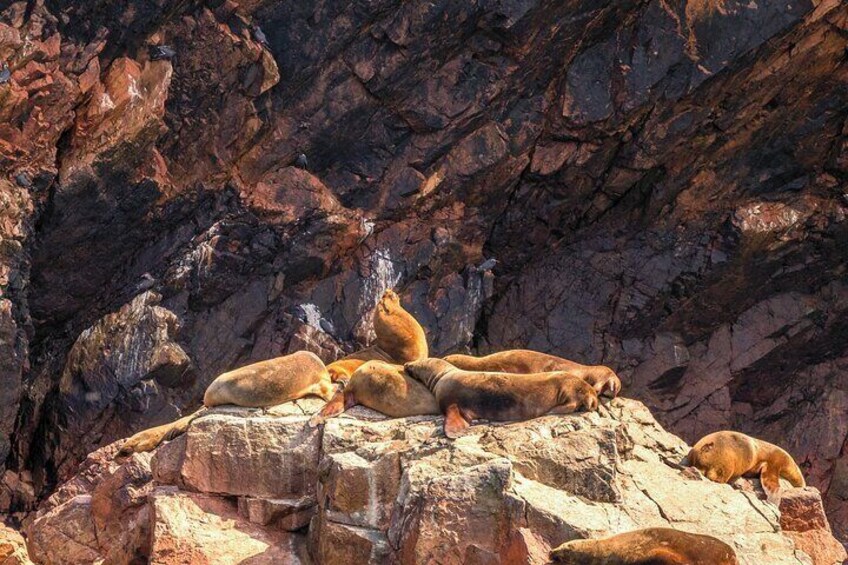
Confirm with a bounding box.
[22,398,846,565]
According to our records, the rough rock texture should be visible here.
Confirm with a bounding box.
[0,524,31,565]
[781,488,848,565]
[1,0,847,549]
[23,399,845,564]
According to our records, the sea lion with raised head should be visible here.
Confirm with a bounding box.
[326,289,429,382]
[310,360,439,426]
[550,528,738,564]
[444,349,621,398]
[117,350,333,456]
[404,358,598,438]
[688,430,805,504]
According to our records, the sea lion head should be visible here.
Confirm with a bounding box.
[403,357,455,392]
[558,377,599,412]
[549,539,601,563]
[689,439,731,483]
[597,366,621,398]
[581,365,622,398]
[378,289,400,314]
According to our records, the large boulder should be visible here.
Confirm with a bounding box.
[23,398,845,564]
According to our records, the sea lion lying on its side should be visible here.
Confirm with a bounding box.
[444,349,621,398]
[550,528,739,565]
[688,430,805,504]
[117,350,333,457]
[404,357,598,438]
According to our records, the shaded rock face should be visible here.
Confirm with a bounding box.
[23,399,845,564]
[0,0,847,549]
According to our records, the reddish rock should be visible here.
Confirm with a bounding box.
[238,496,316,531]
[24,398,844,564]
[26,495,100,565]
[180,411,322,499]
[780,488,847,565]
[0,524,31,565]
[149,487,309,565]
[308,515,392,565]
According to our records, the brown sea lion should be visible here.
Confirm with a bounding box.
[326,289,429,382]
[117,351,333,457]
[444,349,621,398]
[404,358,599,438]
[550,528,738,564]
[309,360,439,426]
[688,430,805,504]
[372,289,428,363]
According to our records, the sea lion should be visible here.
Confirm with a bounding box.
[687,430,805,503]
[310,360,439,425]
[404,358,599,438]
[203,350,334,407]
[550,528,738,565]
[372,289,428,364]
[326,289,429,382]
[117,350,333,456]
[444,349,621,398]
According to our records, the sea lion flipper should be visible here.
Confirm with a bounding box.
[443,404,470,438]
[760,463,782,504]
[161,423,183,443]
[312,389,347,424]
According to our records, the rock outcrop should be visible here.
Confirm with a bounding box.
[23,399,846,564]
[1,0,847,552]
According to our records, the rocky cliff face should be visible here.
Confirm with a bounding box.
[1,0,847,550]
[20,399,848,564]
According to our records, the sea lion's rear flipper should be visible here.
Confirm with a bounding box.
[779,456,806,488]
[443,404,470,438]
[162,408,206,441]
[760,463,782,505]
[116,407,205,459]
[309,389,350,427]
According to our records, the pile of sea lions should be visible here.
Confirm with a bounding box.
[117,289,806,564]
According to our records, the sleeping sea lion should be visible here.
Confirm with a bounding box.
[688,430,805,504]
[117,350,333,456]
[403,358,598,438]
[309,360,439,426]
[550,528,738,564]
[444,349,621,398]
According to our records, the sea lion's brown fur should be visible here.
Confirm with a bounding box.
[310,360,439,425]
[404,358,598,438]
[373,289,428,363]
[444,349,621,398]
[550,528,738,564]
[326,289,428,382]
[117,351,333,456]
[203,350,334,407]
[117,409,205,457]
[688,430,805,503]
[325,346,394,384]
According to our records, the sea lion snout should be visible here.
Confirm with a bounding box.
[381,288,399,301]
